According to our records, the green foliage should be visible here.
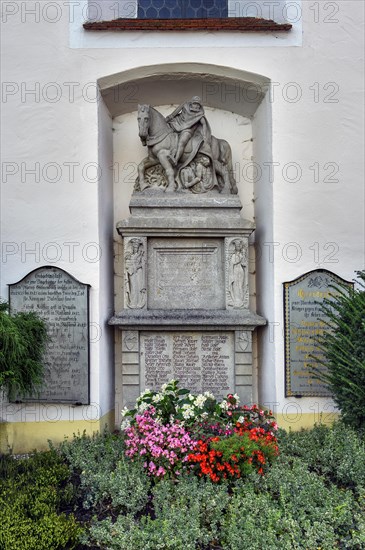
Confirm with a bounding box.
[311,271,365,429]
[0,301,48,399]
[60,430,151,514]
[0,449,82,550]
[278,422,365,491]
[82,475,230,549]
[4,425,360,550]
[70,425,365,550]
[221,459,364,550]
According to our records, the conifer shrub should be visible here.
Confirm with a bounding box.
[0,302,48,400]
[311,271,365,429]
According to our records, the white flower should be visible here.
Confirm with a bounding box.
[188,394,195,402]
[195,394,207,408]
[204,391,215,399]
[233,394,240,403]
[237,415,245,424]
[121,406,129,417]
[219,400,229,411]
[152,394,162,403]
[120,418,131,431]
[161,383,168,392]
[181,404,195,419]
[137,402,149,413]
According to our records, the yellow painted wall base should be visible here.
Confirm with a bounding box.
[1,409,341,453]
[276,411,340,431]
[0,410,115,454]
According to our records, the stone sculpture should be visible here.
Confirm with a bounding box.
[124,238,146,309]
[227,239,248,309]
[136,97,238,195]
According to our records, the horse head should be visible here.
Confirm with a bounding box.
[137,104,150,146]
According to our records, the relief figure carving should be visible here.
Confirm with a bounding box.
[228,239,248,309]
[165,96,212,166]
[136,98,238,195]
[180,155,215,193]
[124,239,146,309]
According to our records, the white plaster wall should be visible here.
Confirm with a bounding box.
[251,93,276,409]
[97,98,115,416]
[1,0,364,426]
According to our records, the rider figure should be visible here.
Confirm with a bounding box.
[165,96,211,165]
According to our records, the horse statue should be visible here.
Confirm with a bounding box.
[137,104,238,194]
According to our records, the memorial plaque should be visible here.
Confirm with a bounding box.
[140,331,234,399]
[148,238,224,309]
[284,269,353,397]
[9,267,90,404]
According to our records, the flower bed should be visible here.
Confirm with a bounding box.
[121,380,279,482]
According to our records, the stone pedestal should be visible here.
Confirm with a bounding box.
[109,190,266,407]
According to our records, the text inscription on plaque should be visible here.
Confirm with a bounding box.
[9,267,90,404]
[140,332,234,399]
[284,269,353,397]
[148,238,224,309]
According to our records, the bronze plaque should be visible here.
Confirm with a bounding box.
[284,269,353,397]
[9,267,90,404]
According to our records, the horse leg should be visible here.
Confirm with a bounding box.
[226,155,238,194]
[157,151,176,192]
[138,156,158,191]
[218,139,238,195]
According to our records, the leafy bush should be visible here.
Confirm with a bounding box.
[3,414,361,549]
[311,271,365,429]
[60,431,151,514]
[278,422,365,492]
[80,457,365,550]
[0,301,48,399]
[0,450,82,550]
[82,475,231,549]
[221,459,364,550]
[59,423,365,550]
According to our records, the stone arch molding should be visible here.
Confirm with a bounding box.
[97,62,270,119]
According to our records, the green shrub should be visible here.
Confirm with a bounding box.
[311,271,365,429]
[221,458,364,549]
[0,301,48,399]
[82,475,230,549]
[60,431,151,514]
[0,450,82,550]
[278,422,365,491]
[60,426,365,550]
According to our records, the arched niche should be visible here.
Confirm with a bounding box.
[96,63,275,420]
[98,63,269,118]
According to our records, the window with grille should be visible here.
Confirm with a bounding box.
[83,0,294,32]
[137,0,228,19]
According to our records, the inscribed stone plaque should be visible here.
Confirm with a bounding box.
[140,331,234,399]
[148,238,224,309]
[9,267,90,404]
[284,269,353,397]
